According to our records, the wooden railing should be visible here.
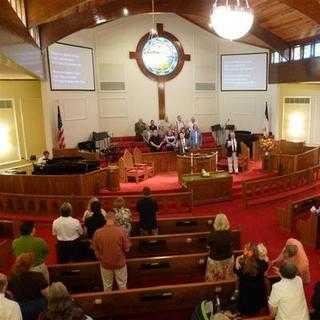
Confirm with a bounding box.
[268,145,320,174]
[242,165,320,208]
[0,191,193,217]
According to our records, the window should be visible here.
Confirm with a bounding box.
[315,42,320,57]
[303,44,311,59]
[293,46,301,60]
[271,52,280,64]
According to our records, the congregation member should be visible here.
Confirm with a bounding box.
[190,124,202,149]
[52,202,83,263]
[175,115,185,132]
[84,199,106,239]
[113,197,132,235]
[8,253,48,320]
[206,214,234,281]
[269,262,309,320]
[93,212,131,291]
[12,221,49,282]
[188,116,197,130]
[37,150,50,165]
[0,273,22,320]
[149,120,158,131]
[158,115,171,133]
[82,197,107,222]
[149,130,164,152]
[176,131,191,155]
[38,282,93,320]
[311,282,320,320]
[310,200,320,215]
[164,130,177,151]
[134,118,147,140]
[225,132,240,174]
[234,242,268,316]
[136,187,159,235]
[271,238,310,284]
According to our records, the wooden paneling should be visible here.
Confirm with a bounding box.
[0,168,108,196]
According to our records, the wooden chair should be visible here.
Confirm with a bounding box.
[133,147,154,177]
[120,149,148,183]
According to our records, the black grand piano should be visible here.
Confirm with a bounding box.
[33,156,100,175]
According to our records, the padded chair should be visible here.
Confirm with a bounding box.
[120,150,148,183]
[133,147,154,178]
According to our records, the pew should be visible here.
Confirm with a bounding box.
[0,220,19,239]
[131,215,216,236]
[72,275,280,319]
[128,230,240,258]
[0,239,13,272]
[49,252,241,293]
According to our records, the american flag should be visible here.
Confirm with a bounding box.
[57,106,66,149]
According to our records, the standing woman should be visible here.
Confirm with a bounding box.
[271,238,310,284]
[52,202,83,263]
[206,214,234,281]
[84,200,106,239]
[113,197,132,235]
[234,243,268,316]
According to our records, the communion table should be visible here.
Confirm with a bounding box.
[177,153,218,183]
[182,171,232,205]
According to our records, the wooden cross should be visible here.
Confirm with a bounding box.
[130,23,191,120]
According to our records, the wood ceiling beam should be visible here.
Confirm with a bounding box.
[277,0,320,25]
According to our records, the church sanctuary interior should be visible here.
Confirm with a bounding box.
[3,0,320,319]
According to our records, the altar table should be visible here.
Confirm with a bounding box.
[182,171,232,205]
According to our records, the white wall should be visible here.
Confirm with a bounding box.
[42,13,278,148]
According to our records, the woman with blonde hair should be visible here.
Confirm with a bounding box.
[113,197,132,234]
[206,213,234,281]
[39,282,92,320]
[8,253,48,320]
[82,197,107,222]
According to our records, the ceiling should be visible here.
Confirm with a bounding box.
[22,0,320,51]
[0,54,36,80]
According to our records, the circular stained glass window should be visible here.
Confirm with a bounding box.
[142,37,179,76]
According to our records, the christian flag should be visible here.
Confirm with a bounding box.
[264,102,270,137]
[57,106,66,149]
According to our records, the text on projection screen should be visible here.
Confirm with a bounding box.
[221,53,267,91]
[48,43,94,90]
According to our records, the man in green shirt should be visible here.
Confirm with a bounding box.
[12,221,49,282]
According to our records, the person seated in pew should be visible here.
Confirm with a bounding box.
[84,200,106,239]
[136,187,159,235]
[113,197,132,235]
[0,273,22,320]
[37,150,50,165]
[8,253,49,320]
[149,130,164,152]
[38,282,93,320]
[310,281,320,320]
[310,200,320,215]
[82,197,107,222]
[52,202,84,263]
[12,221,49,283]
[176,131,191,155]
[164,130,177,151]
[149,120,158,131]
[92,212,131,291]
[234,243,269,317]
[206,214,234,282]
[271,238,310,284]
[268,262,309,320]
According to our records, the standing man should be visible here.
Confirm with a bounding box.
[176,132,191,155]
[134,119,147,140]
[268,262,309,320]
[188,117,197,131]
[93,212,130,291]
[136,187,159,235]
[225,131,240,174]
[176,115,185,132]
[12,221,49,283]
[190,124,202,150]
[0,273,22,320]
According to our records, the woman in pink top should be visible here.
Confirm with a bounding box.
[271,238,310,284]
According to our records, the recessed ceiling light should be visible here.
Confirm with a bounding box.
[122,7,129,16]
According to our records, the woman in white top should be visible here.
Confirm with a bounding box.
[52,202,83,263]
[113,197,132,235]
[82,197,107,222]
